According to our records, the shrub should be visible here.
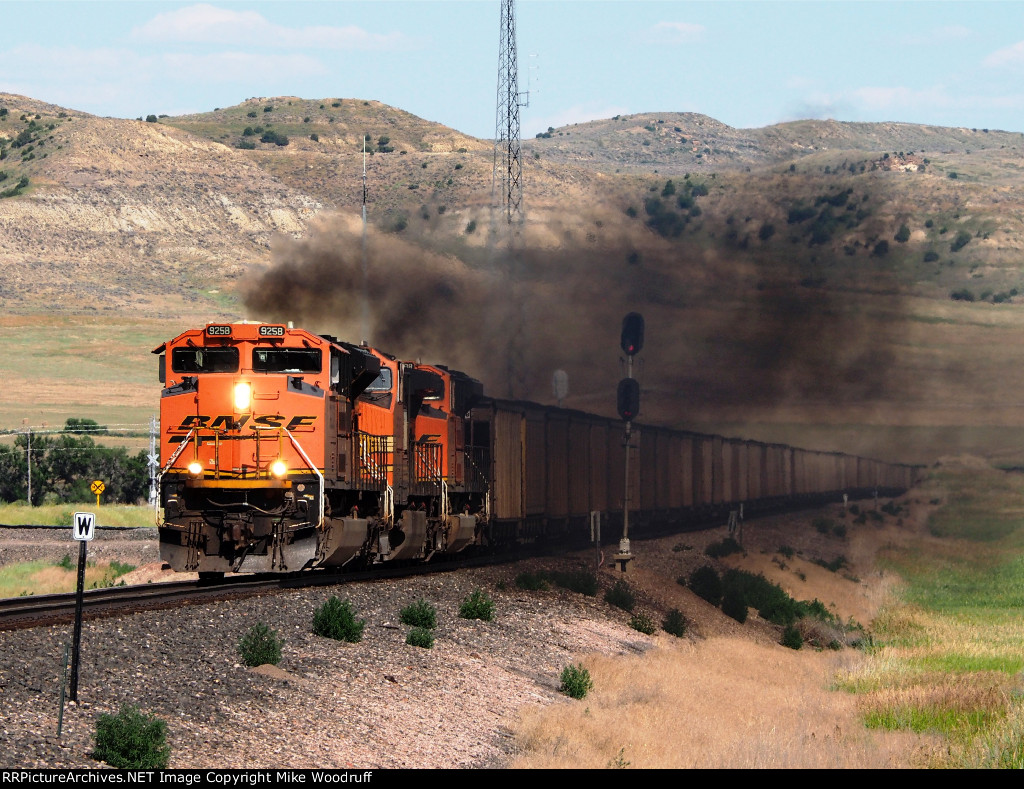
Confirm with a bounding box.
[459,588,494,621]
[465,220,477,234]
[559,664,593,699]
[260,130,289,146]
[629,612,656,634]
[951,230,972,252]
[548,569,598,596]
[781,625,803,650]
[662,608,687,637]
[93,705,170,769]
[721,587,749,623]
[689,565,722,606]
[705,537,743,558]
[312,596,365,642]
[399,598,437,630]
[237,623,283,667]
[406,627,434,649]
[514,571,550,591]
[604,579,636,612]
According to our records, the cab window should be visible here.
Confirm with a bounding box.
[364,367,393,392]
[171,347,239,373]
[252,348,322,373]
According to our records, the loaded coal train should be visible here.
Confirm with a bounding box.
[153,322,917,576]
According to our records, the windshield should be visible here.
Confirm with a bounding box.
[364,367,393,392]
[252,348,322,373]
[171,347,239,373]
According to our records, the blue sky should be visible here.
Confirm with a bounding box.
[2,1,1024,139]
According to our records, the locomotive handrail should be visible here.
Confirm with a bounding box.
[283,426,325,531]
[416,444,449,518]
[159,427,195,475]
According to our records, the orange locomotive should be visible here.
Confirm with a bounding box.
[153,322,487,575]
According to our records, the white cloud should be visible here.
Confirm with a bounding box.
[984,40,1024,68]
[131,3,417,50]
[160,52,327,83]
[637,21,705,45]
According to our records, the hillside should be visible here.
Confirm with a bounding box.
[3,92,1024,466]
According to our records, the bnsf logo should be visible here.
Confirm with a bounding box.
[174,415,317,430]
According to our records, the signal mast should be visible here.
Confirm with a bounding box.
[615,312,644,571]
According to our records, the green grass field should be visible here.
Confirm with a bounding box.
[0,503,156,528]
[835,463,1024,767]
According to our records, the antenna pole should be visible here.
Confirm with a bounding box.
[492,0,527,225]
[361,135,370,344]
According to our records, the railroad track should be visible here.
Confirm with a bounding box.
[0,551,507,632]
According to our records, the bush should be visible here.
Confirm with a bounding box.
[93,705,170,769]
[951,230,972,252]
[662,608,687,637]
[705,537,743,558]
[312,596,365,642]
[629,612,656,634]
[688,565,722,607]
[781,625,803,650]
[548,569,598,596]
[459,588,494,621]
[604,579,636,612]
[406,627,434,649]
[514,571,550,591]
[237,623,283,667]
[260,130,289,146]
[559,664,593,699]
[399,598,437,629]
[721,589,748,623]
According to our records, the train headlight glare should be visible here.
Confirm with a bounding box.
[270,459,288,478]
[187,461,203,477]
[233,382,252,411]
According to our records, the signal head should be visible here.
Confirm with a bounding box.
[620,313,644,356]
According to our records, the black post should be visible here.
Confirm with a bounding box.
[69,538,87,702]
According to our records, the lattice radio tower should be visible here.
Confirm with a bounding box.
[492,0,527,225]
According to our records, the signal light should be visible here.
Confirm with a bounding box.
[620,312,644,356]
[187,461,204,478]
[617,377,640,422]
[269,459,288,478]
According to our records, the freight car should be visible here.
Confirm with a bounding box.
[153,322,917,576]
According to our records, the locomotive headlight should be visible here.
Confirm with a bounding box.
[233,382,252,411]
[187,461,204,478]
[270,459,288,478]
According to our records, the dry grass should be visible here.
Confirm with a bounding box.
[509,638,938,769]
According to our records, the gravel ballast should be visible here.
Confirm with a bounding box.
[0,528,661,769]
